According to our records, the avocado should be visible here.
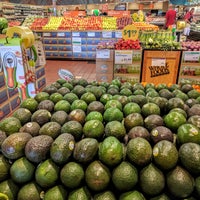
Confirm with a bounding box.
[94,191,116,200]
[68,187,91,200]
[1,132,32,159]
[42,85,58,94]
[17,182,42,200]
[51,110,69,126]
[140,163,165,196]
[39,122,61,139]
[50,133,75,165]
[31,109,51,126]
[34,92,50,103]
[87,101,105,114]
[57,87,70,96]
[167,166,195,198]
[128,126,150,141]
[85,160,111,192]
[44,185,67,200]
[144,114,164,131]
[0,130,7,148]
[25,135,53,163]
[73,138,99,163]
[19,122,40,137]
[150,126,173,144]
[0,179,19,200]
[187,104,200,117]
[99,136,123,167]
[37,100,54,112]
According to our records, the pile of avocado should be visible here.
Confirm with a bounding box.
[0,78,200,200]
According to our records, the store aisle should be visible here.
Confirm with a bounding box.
[44,60,96,86]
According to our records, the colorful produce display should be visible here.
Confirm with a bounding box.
[140,30,181,50]
[114,39,141,50]
[116,17,132,30]
[97,40,116,49]
[1,78,200,199]
[182,41,200,51]
[58,17,102,30]
[102,17,117,30]
[8,21,21,27]
[30,18,48,30]
[43,17,63,30]
[132,22,159,31]
[28,16,159,31]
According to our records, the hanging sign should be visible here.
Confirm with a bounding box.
[122,25,139,41]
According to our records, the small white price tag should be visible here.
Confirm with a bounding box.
[73,45,82,53]
[96,49,110,59]
[57,32,65,37]
[102,31,112,38]
[115,31,122,38]
[87,32,95,37]
[72,32,80,37]
[184,52,200,62]
[43,32,51,37]
[152,58,166,67]
[72,37,81,45]
[115,50,132,64]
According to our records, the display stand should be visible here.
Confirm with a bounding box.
[140,50,182,85]
[0,27,46,120]
[178,51,200,85]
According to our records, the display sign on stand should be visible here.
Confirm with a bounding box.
[122,25,139,41]
[140,50,182,85]
[107,10,130,17]
[115,50,133,64]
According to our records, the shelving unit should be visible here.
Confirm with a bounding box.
[1,3,48,22]
[178,51,200,85]
[114,50,142,84]
[36,30,121,60]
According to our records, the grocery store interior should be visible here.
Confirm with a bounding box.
[1,0,200,199]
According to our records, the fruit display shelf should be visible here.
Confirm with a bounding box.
[178,51,200,85]
[35,30,121,60]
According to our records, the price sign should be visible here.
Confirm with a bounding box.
[57,32,65,37]
[122,25,139,41]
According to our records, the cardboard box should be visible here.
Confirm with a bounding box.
[96,73,113,83]
[10,96,21,111]
[96,61,114,74]
[0,88,8,105]
[96,49,114,62]
[0,73,6,89]
[0,103,11,121]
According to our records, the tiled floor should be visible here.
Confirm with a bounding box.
[44,60,96,86]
